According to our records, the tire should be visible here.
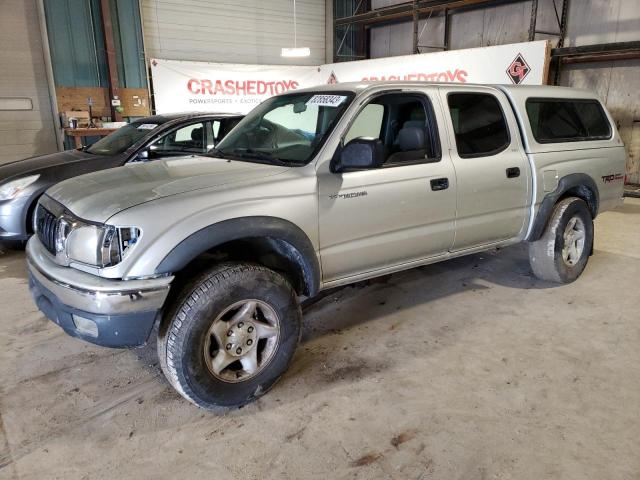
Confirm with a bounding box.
[528,197,594,283]
[157,262,301,410]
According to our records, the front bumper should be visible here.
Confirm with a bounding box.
[0,195,31,241]
[27,237,173,347]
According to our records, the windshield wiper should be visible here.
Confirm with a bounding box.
[207,148,225,158]
[225,148,294,166]
[232,149,287,164]
[207,147,297,166]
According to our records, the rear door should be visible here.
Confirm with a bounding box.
[438,86,530,250]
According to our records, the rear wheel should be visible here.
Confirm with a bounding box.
[157,262,301,410]
[528,197,594,283]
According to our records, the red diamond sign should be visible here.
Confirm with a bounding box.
[506,53,530,84]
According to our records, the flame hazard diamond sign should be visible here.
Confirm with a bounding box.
[506,53,531,84]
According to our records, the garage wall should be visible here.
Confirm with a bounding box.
[0,0,58,165]
[369,0,639,55]
[367,0,640,183]
[140,0,326,65]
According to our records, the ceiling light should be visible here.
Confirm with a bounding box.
[281,0,310,58]
[281,47,311,57]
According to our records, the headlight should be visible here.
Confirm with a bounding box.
[0,174,40,200]
[64,221,140,267]
[33,202,141,268]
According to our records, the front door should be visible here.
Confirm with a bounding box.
[317,89,457,283]
[438,86,531,251]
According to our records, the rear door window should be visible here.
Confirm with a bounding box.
[526,98,611,143]
[447,93,510,158]
[149,122,207,155]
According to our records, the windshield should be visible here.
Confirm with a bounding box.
[213,91,354,165]
[86,122,160,155]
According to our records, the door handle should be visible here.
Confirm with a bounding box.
[506,167,520,178]
[430,178,449,191]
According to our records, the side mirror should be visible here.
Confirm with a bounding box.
[137,149,150,161]
[333,137,385,173]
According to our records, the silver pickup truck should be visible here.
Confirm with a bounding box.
[26,82,626,410]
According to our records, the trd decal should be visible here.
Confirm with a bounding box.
[329,191,368,200]
[601,173,624,183]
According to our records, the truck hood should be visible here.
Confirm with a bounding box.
[46,155,289,222]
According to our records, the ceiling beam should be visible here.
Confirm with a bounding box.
[335,0,527,27]
[551,41,640,57]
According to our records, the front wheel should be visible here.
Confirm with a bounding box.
[528,197,594,283]
[157,263,301,410]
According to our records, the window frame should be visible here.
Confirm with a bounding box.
[525,97,612,144]
[212,120,221,140]
[215,117,241,144]
[338,91,443,170]
[446,91,512,159]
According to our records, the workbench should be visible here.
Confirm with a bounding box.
[64,127,118,149]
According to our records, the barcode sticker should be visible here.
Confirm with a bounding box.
[306,95,347,107]
[137,123,158,130]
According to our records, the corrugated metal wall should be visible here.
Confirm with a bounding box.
[140,0,326,65]
[368,0,640,182]
[0,0,58,165]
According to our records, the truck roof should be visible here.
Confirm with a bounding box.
[293,81,600,101]
[293,81,614,155]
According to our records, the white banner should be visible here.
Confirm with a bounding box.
[150,40,548,114]
[319,40,548,85]
[150,60,320,114]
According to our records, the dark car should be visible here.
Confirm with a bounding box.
[0,112,243,243]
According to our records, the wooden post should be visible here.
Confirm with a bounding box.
[541,40,552,85]
[99,0,122,122]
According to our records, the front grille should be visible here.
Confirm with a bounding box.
[36,206,58,255]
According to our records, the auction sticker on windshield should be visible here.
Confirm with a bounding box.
[137,123,158,130]
[306,95,347,107]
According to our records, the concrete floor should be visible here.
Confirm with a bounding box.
[1,199,639,480]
